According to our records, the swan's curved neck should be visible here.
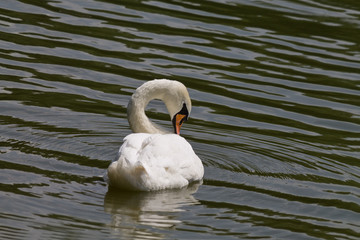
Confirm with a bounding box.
[127,91,167,134]
[127,80,174,134]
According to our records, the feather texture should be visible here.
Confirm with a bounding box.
[108,133,204,191]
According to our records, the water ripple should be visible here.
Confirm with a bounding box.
[1,0,360,239]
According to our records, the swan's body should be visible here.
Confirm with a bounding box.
[107,79,204,191]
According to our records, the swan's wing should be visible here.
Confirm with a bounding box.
[107,133,151,189]
[137,134,204,182]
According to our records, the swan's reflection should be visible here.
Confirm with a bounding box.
[104,182,201,239]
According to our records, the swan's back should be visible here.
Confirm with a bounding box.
[107,133,204,191]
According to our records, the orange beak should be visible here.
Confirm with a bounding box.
[174,114,187,135]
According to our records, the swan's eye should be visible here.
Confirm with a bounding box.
[178,103,189,116]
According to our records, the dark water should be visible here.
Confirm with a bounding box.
[1,0,360,239]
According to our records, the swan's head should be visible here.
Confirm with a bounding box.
[161,80,192,135]
[171,102,190,135]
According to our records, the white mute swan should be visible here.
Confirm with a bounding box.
[107,79,204,191]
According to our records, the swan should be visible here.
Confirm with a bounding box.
[107,79,204,191]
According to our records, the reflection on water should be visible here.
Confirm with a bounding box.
[104,183,200,239]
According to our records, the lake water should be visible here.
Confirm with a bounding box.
[1,0,360,239]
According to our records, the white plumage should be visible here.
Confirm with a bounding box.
[107,79,204,191]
